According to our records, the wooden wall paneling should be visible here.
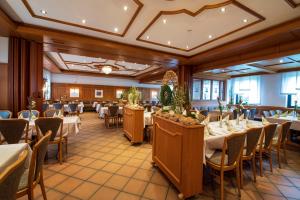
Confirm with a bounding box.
[0,8,17,36]
[0,63,9,109]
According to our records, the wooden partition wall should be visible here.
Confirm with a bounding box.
[0,63,9,109]
[51,83,160,101]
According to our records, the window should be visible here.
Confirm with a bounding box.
[116,89,123,99]
[192,80,201,100]
[231,76,260,104]
[202,80,211,100]
[212,80,220,100]
[281,72,300,106]
[151,90,158,100]
[70,88,79,98]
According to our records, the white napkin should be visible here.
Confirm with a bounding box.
[262,116,270,125]
[18,113,24,119]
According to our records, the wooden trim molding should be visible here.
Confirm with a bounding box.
[284,0,300,8]
[21,0,144,37]
[136,0,265,52]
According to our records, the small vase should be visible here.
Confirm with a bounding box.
[219,115,223,128]
[236,113,240,125]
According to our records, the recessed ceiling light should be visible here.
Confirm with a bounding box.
[280,59,284,63]
[186,45,189,49]
[243,19,248,23]
[221,7,226,13]
[163,19,167,24]
[114,27,118,32]
[208,35,213,39]
[81,19,86,24]
[146,35,150,40]
[123,5,128,11]
[167,41,171,45]
[40,9,47,15]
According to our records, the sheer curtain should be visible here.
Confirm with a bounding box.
[231,76,261,104]
[281,71,300,94]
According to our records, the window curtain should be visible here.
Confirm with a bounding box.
[281,71,300,94]
[8,37,43,116]
[231,76,260,104]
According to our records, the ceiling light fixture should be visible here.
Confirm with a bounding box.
[40,9,47,15]
[114,27,119,32]
[280,59,284,63]
[146,35,150,40]
[243,19,248,23]
[82,19,86,24]
[102,66,112,74]
[163,19,167,24]
[221,7,226,13]
[208,35,213,39]
[167,41,171,45]
[123,5,128,11]
[186,45,189,49]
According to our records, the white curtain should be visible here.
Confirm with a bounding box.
[232,76,260,104]
[281,72,300,94]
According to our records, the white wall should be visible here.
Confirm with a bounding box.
[0,37,9,63]
[260,73,286,106]
[51,73,161,88]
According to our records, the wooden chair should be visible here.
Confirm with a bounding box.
[42,104,49,113]
[240,127,263,187]
[262,111,271,118]
[0,119,29,144]
[0,110,12,119]
[104,106,119,128]
[17,131,51,200]
[269,110,276,116]
[0,149,28,200]
[206,132,246,200]
[17,110,40,118]
[35,118,67,164]
[53,103,63,110]
[272,121,292,168]
[255,123,277,176]
[43,109,61,117]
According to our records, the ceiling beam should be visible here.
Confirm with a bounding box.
[59,70,134,79]
[43,54,62,73]
[247,64,277,73]
[0,8,17,36]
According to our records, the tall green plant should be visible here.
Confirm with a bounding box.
[172,86,186,114]
[160,85,173,106]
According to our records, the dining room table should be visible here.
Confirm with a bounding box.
[203,119,270,164]
[266,115,300,131]
[49,103,84,113]
[99,106,123,118]
[0,143,32,173]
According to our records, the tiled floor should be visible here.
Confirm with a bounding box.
[19,113,300,200]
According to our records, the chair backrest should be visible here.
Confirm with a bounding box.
[245,127,263,156]
[280,121,292,145]
[43,109,60,117]
[68,103,78,112]
[224,132,246,166]
[269,110,276,116]
[0,110,12,119]
[42,104,49,112]
[17,110,40,118]
[28,131,51,186]
[0,119,29,144]
[35,118,63,141]
[233,109,238,119]
[200,110,208,117]
[262,123,277,149]
[276,110,283,115]
[262,111,270,117]
[249,109,256,120]
[108,106,119,117]
[242,109,249,118]
[53,103,63,110]
[0,149,28,200]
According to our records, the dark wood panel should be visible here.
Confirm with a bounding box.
[0,63,9,109]
[51,83,160,101]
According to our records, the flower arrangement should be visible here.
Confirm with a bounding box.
[127,87,143,109]
[217,97,223,116]
[160,85,173,107]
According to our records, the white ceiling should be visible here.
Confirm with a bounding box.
[47,52,159,76]
[1,0,300,56]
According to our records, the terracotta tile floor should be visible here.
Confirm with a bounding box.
[18,113,300,200]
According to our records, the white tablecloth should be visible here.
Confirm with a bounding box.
[96,104,101,113]
[0,143,32,173]
[204,120,265,164]
[49,103,84,113]
[144,112,153,128]
[99,107,123,118]
[267,116,300,131]
[28,116,81,135]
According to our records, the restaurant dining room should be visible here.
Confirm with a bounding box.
[1,1,300,200]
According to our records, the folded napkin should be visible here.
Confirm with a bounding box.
[273,114,279,118]
[239,114,244,121]
[262,116,270,125]
[222,115,230,122]
[281,111,288,117]
[18,113,24,119]
[53,112,58,117]
[31,113,37,120]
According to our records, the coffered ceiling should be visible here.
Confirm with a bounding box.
[194,53,300,79]
[46,52,160,77]
[1,0,300,56]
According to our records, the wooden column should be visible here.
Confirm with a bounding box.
[8,37,43,116]
[178,65,193,106]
